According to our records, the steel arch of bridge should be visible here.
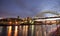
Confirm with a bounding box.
[36,11,60,17]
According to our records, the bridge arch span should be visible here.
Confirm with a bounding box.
[35,11,60,18]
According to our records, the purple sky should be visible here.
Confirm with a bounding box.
[0,0,60,17]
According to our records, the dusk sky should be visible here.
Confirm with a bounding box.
[0,0,60,18]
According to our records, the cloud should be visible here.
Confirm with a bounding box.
[0,0,60,17]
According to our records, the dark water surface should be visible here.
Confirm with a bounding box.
[0,25,57,36]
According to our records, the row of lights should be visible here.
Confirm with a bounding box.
[35,20,60,25]
[9,21,18,24]
[2,20,60,25]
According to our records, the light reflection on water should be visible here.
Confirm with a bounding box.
[14,26,18,36]
[8,26,12,36]
[0,25,58,36]
[0,26,29,36]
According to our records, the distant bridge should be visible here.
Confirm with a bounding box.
[36,11,60,17]
[33,11,60,20]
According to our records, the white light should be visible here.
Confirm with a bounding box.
[45,18,60,20]
[34,18,60,21]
